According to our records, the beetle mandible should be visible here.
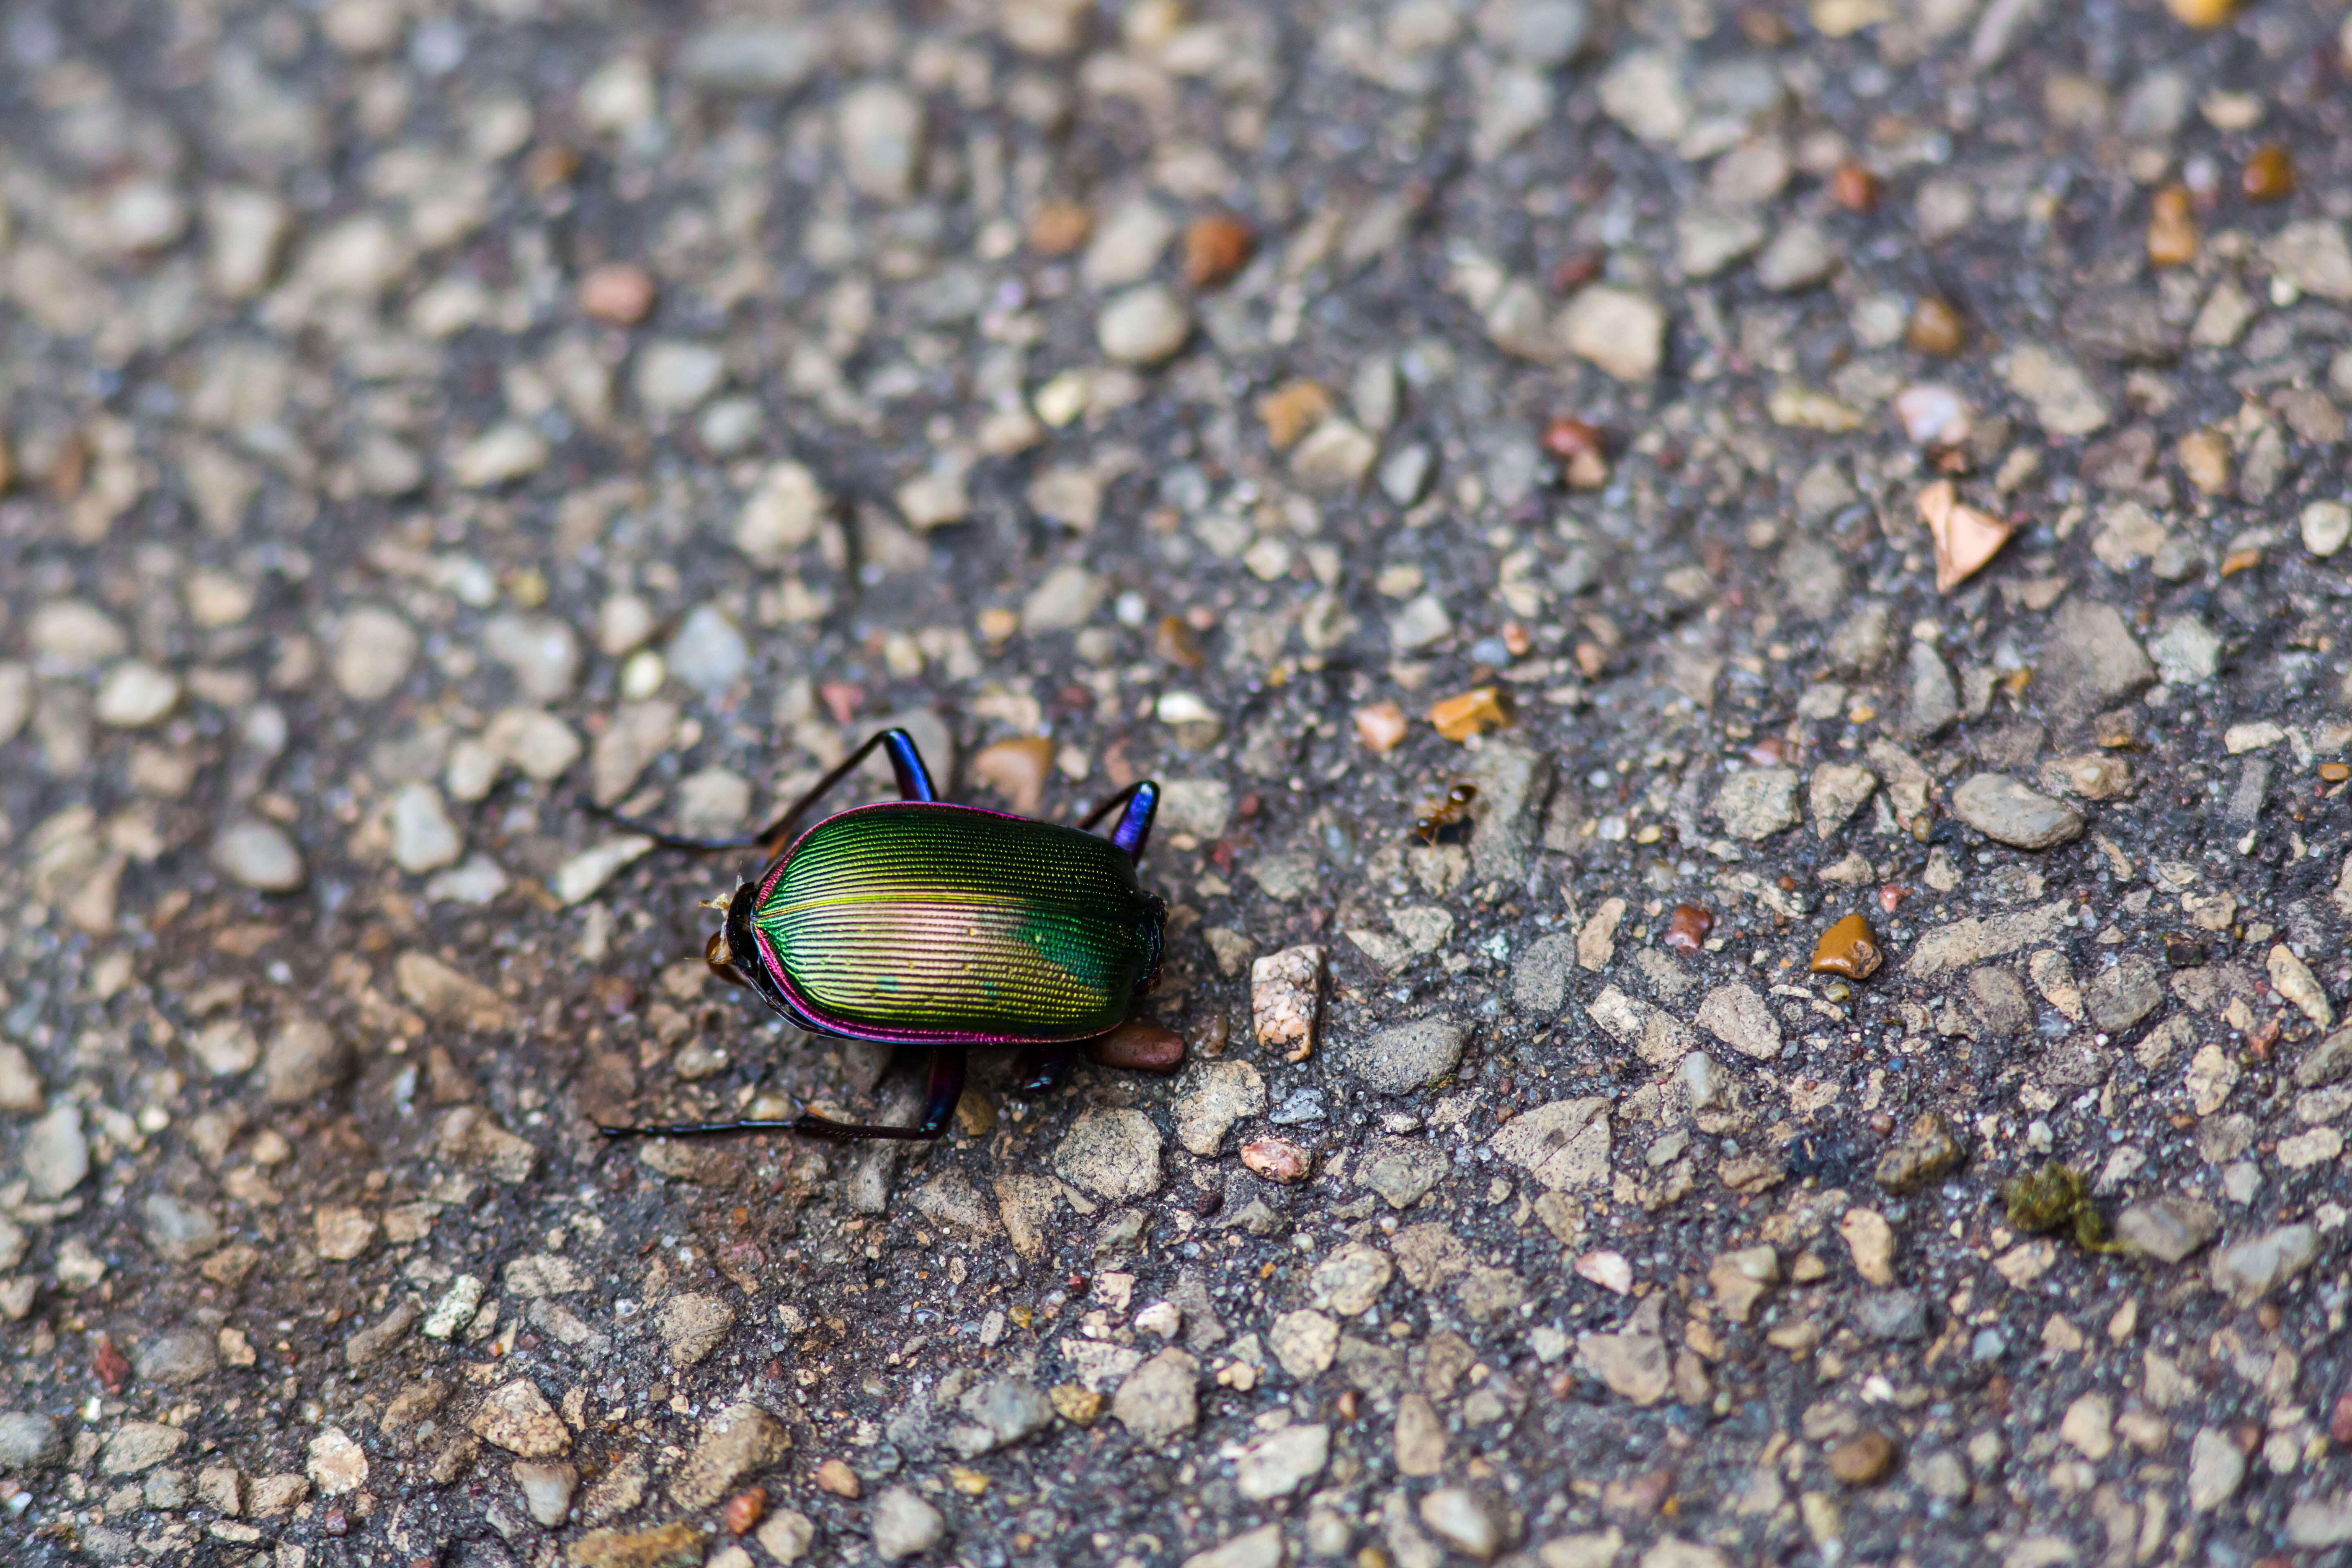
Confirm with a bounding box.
[582,726,1164,1142]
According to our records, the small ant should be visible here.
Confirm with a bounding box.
[1413,783,1478,844]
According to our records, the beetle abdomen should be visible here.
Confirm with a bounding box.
[750,803,1163,1043]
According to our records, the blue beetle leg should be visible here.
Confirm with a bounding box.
[1010,1038,1080,1096]
[742,727,936,863]
[1078,780,1161,862]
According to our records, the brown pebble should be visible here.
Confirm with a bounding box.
[1829,1431,1900,1486]
[722,1488,766,1535]
[1239,1133,1312,1185]
[814,1459,861,1499]
[2332,1393,2352,1446]
[1028,201,1094,256]
[1182,214,1255,287]
[1154,614,1205,669]
[1868,1112,1894,1136]
[1086,1020,1185,1074]
[1904,297,1966,356]
[1811,914,1883,980]
[2321,762,2350,784]
[1541,417,1609,490]
[1049,1384,1104,1425]
[93,1336,130,1394]
[577,263,658,326]
[1662,904,1713,956]
[970,736,1056,817]
[2147,185,2198,268]
[1258,380,1333,450]
[2241,145,2295,203]
[1428,687,1509,743]
[1829,163,1879,212]
[1354,702,1409,753]
[522,144,578,193]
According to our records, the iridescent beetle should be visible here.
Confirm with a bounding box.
[584,728,1163,1142]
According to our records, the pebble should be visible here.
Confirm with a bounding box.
[450,423,550,488]
[634,341,727,417]
[1418,1488,1501,1559]
[666,604,750,697]
[590,700,678,804]
[1827,1431,1899,1486]
[1111,1348,1199,1442]
[481,614,580,702]
[2266,221,2352,302]
[1559,286,1665,382]
[577,263,657,325]
[2303,500,2352,559]
[306,1428,368,1494]
[1021,564,1105,634]
[2084,957,2163,1033]
[1182,214,1255,287]
[1096,285,1192,365]
[757,1511,817,1564]
[1054,1108,1163,1200]
[697,397,763,455]
[1241,1134,1312,1185]
[1875,1112,1962,1193]
[839,82,925,201]
[1234,1423,1329,1501]
[137,1330,218,1387]
[390,782,464,874]
[672,1403,789,1508]
[469,1379,571,1457]
[659,1293,737,1366]
[1713,767,1801,840]
[1917,480,2012,592]
[1851,1289,1929,1342]
[95,661,181,728]
[1289,420,1379,493]
[2000,345,2109,436]
[514,1459,579,1526]
[1335,1018,1466,1094]
[571,1524,704,1568]
[2186,1426,2245,1513]
[1428,686,1508,742]
[0,1044,41,1111]
[22,1105,89,1198]
[1904,642,1958,738]
[557,835,655,905]
[0,1411,62,1469]
[0,664,30,743]
[1808,765,1878,841]
[263,1014,347,1103]
[1173,1062,1266,1156]
[871,1485,946,1560]
[483,707,583,783]
[2210,1223,2318,1302]
[101,1423,189,1476]
[205,187,294,298]
[1950,773,2085,850]
[950,1378,1054,1456]
[1250,946,1323,1060]
[1755,222,1838,292]
[1080,198,1176,290]
[332,606,418,701]
[1695,982,1780,1060]
[816,1458,862,1498]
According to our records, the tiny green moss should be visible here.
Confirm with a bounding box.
[2002,1163,2128,1254]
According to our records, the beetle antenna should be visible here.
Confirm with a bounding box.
[574,795,766,853]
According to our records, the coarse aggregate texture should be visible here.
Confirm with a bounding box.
[2,2,2352,1567]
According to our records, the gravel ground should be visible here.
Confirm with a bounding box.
[4,1,2352,1565]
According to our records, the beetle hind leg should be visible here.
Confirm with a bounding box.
[1010,1038,1080,1096]
[596,1043,966,1143]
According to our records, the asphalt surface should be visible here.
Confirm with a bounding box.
[4,2,2352,1566]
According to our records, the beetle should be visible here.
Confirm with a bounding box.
[581,726,1164,1142]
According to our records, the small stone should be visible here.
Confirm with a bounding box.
[515,1460,580,1526]
[102,1423,190,1475]
[735,462,827,563]
[481,614,580,703]
[1289,420,1379,494]
[2241,144,2295,202]
[212,820,306,892]
[871,1485,945,1561]
[2210,1223,2318,1303]
[1876,1112,1963,1193]
[673,1403,790,1509]
[1183,215,1254,287]
[666,605,749,697]
[1240,1133,1311,1185]
[1840,1208,1898,1286]
[470,1379,570,1457]
[951,1379,1054,1456]
[2038,753,2132,801]
[1696,982,1781,1060]
[1950,774,2084,850]
[1081,198,1176,290]
[263,1014,346,1103]
[839,82,924,200]
[1336,1018,1468,1094]
[1310,1243,1393,1316]
[2186,1426,2245,1512]
[1709,1245,1782,1323]
[1852,1289,1929,1342]
[22,1105,89,1198]
[659,1293,737,1365]
[1490,1097,1611,1191]
[2001,345,2110,436]
[390,782,464,874]
[95,661,181,728]
[816,1458,861,1498]
[1428,686,1508,742]
[1054,1108,1163,1200]
[1111,1348,1199,1442]
[1827,1431,1899,1486]
[1088,1020,1184,1072]
[1662,903,1712,956]
[2303,501,2352,559]
[1234,1423,1328,1501]
[758,1510,816,1563]
[1251,946,1323,1060]
[332,606,418,701]
[1713,767,1801,840]
[1419,1488,1501,1560]
[1810,914,1883,981]
[206,187,294,298]
[1559,286,1665,382]
[1905,296,1966,355]
[1096,285,1192,365]
[0,1044,41,1111]
[634,341,727,418]
[1020,564,1105,634]
[0,1411,62,1469]
[578,263,657,325]
[450,423,549,488]
[2084,957,2163,1033]
[306,1428,368,1495]
[1917,480,2013,592]
[1755,222,1838,292]
[2265,221,2352,303]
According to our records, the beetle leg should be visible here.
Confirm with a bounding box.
[1009,1038,1080,1096]
[703,929,753,992]
[574,728,940,864]
[596,1044,967,1143]
[1078,779,1161,863]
